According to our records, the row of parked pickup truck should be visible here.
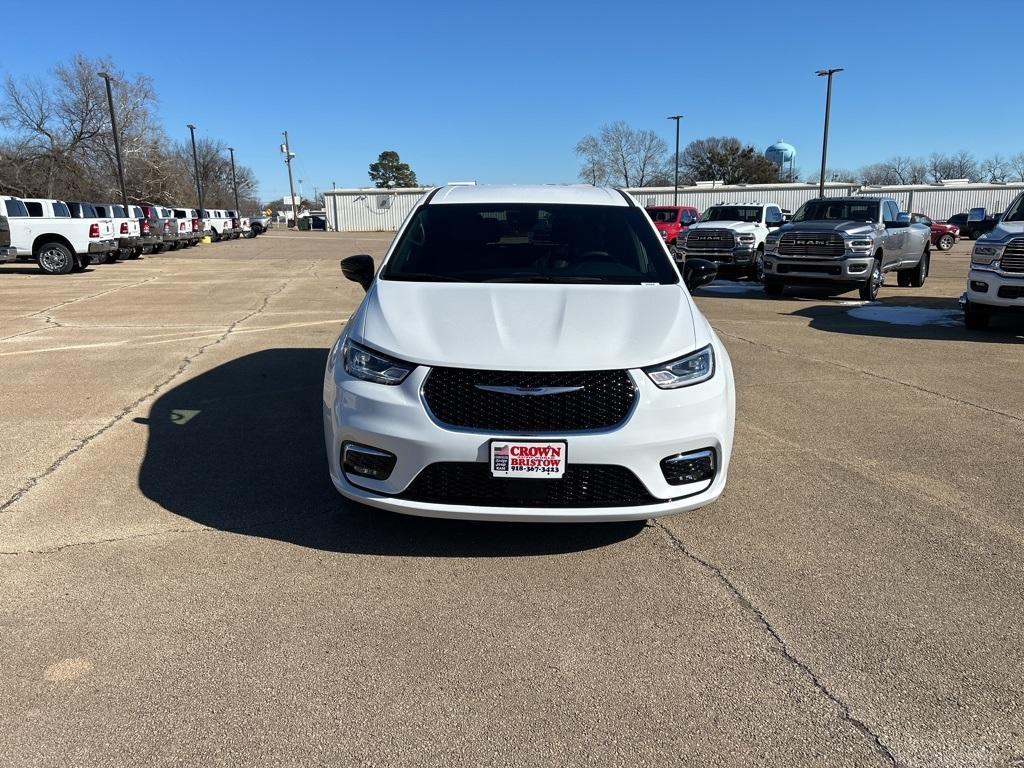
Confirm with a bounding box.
[0,195,270,274]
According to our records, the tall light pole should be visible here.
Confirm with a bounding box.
[667,115,684,206]
[228,147,240,214]
[97,72,129,215]
[281,131,297,226]
[816,68,843,198]
[187,124,203,214]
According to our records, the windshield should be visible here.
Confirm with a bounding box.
[382,203,678,285]
[700,206,762,223]
[646,207,679,223]
[793,199,879,222]
[1003,194,1024,222]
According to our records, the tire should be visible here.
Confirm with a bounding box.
[964,302,989,330]
[909,250,929,288]
[763,277,784,296]
[104,251,119,264]
[859,258,882,301]
[128,248,141,260]
[937,233,954,251]
[748,247,765,283]
[36,242,76,275]
[211,229,221,242]
[153,244,164,254]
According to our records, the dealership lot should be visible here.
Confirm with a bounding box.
[1,231,1022,767]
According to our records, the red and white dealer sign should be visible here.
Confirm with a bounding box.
[489,441,567,479]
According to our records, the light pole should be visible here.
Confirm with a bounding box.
[816,68,843,198]
[186,124,203,214]
[228,147,239,214]
[97,72,129,215]
[281,131,297,226]
[667,115,684,205]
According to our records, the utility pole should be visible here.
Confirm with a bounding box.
[281,131,297,226]
[816,68,844,198]
[667,115,684,206]
[97,72,129,215]
[228,147,240,213]
[187,124,203,214]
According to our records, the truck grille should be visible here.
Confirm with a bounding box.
[1001,238,1024,273]
[398,462,659,507]
[422,368,636,432]
[778,232,846,258]
[684,229,735,256]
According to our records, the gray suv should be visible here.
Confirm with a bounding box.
[763,197,932,300]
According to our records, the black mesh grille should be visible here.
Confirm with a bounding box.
[422,368,637,432]
[398,463,659,507]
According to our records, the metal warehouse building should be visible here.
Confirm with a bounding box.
[323,182,1024,232]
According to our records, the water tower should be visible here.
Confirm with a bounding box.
[765,140,797,180]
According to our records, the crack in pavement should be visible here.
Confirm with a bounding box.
[24,275,161,319]
[0,263,315,515]
[650,519,901,768]
[715,328,1024,424]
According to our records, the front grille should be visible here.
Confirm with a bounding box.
[684,228,735,256]
[422,368,636,432]
[1001,238,1024,273]
[778,232,846,258]
[398,462,659,507]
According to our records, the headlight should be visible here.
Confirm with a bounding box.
[643,345,715,389]
[342,339,414,385]
[764,237,779,252]
[848,239,872,250]
[737,233,755,243]
[972,244,1003,265]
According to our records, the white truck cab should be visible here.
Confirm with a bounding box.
[1,196,117,274]
[962,191,1024,329]
[95,203,142,261]
[674,202,787,281]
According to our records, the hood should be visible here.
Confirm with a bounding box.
[687,221,759,233]
[354,280,699,371]
[777,220,877,236]
[984,221,1024,242]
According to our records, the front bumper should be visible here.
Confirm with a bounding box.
[965,268,1024,310]
[87,239,117,254]
[322,337,735,522]
[675,245,756,266]
[763,251,873,284]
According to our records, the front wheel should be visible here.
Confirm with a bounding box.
[964,302,990,330]
[859,259,882,301]
[748,248,765,282]
[910,250,929,288]
[937,234,954,251]
[36,242,75,275]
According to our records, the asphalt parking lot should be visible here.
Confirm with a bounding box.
[1,230,1022,767]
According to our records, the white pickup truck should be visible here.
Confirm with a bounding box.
[962,191,1024,329]
[674,202,788,281]
[1,195,117,274]
[172,208,202,248]
[95,203,142,261]
[201,208,236,241]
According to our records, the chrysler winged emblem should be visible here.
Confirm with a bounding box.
[476,385,584,396]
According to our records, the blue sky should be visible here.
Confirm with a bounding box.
[2,0,1022,202]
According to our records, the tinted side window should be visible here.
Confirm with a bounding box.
[6,199,29,217]
[766,207,782,224]
[113,205,126,217]
[95,205,108,217]
[25,201,43,216]
[53,202,70,217]
[882,202,896,223]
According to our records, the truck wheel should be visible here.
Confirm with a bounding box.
[763,277,784,296]
[859,259,882,301]
[938,234,954,251]
[128,249,141,259]
[36,242,76,275]
[964,302,989,330]
[748,247,765,282]
[910,250,929,288]
[211,229,221,242]
[104,251,119,264]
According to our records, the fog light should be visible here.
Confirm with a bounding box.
[970,280,989,293]
[848,263,867,273]
[342,442,396,480]
[661,449,716,486]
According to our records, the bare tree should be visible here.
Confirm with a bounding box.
[979,154,1010,183]
[1009,152,1024,182]
[574,121,669,187]
[679,137,779,185]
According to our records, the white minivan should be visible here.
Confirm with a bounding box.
[323,185,735,522]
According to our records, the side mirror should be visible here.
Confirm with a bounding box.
[767,220,782,228]
[341,254,374,292]
[683,258,717,291]
[897,213,911,225]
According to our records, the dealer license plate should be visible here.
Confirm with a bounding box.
[489,440,567,479]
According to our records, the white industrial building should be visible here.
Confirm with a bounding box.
[322,182,1024,233]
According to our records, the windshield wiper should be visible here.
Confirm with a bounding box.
[480,275,612,283]
[383,272,462,282]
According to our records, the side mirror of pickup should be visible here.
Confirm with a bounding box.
[683,258,718,292]
[340,254,375,292]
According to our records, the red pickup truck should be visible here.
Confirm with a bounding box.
[911,213,959,251]
[646,205,700,246]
